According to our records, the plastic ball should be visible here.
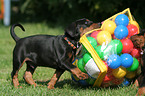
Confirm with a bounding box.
[112,34,117,39]
[78,80,89,86]
[112,66,127,78]
[127,24,138,38]
[129,20,139,29]
[120,79,130,87]
[107,54,121,69]
[127,57,139,71]
[130,48,140,58]
[102,20,117,34]
[86,77,96,85]
[115,14,129,26]
[87,37,97,48]
[125,71,136,79]
[83,53,92,63]
[121,39,134,53]
[95,45,104,60]
[102,47,110,60]
[103,75,114,83]
[114,25,128,39]
[97,31,112,45]
[103,61,109,70]
[90,30,100,39]
[108,39,123,54]
[120,53,133,68]
[77,58,86,73]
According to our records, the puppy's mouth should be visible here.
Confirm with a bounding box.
[132,40,139,48]
[134,43,140,48]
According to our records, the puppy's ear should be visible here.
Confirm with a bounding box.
[65,22,80,40]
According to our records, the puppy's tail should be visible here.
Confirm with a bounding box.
[10,24,25,42]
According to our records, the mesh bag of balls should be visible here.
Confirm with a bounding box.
[72,8,141,87]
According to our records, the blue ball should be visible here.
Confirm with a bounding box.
[107,54,121,69]
[120,79,130,87]
[78,80,89,86]
[71,74,89,86]
[120,53,133,68]
[114,25,128,39]
[115,14,129,26]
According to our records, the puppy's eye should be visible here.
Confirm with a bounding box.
[85,21,88,25]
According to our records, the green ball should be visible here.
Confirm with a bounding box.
[95,45,104,60]
[127,57,139,71]
[87,37,97,48]
[86,77,95,85]
[77,58,87,73]
[108,39,123,54]
[83,53,92,63]
[102,47,110,60]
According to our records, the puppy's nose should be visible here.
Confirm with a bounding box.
[90,23,101,29]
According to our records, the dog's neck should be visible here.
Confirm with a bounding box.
[63,36,80,50]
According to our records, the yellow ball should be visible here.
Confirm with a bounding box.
[125,71,136,79]
[102,20,117,34]
[97,31,112,45]
[112,66,127,79]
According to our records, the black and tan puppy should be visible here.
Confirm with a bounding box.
[10,18,100,89]
[130,30,145,96]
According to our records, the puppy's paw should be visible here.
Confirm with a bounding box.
[136,87,145,96]
[77,72,88,80]
[71,67,88,80]
[47,84,55,89]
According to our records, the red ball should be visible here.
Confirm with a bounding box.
[103,75,114,83]
[90,30,100,39]
[103,61,108,69]
[127,24,138,38]
[131,48,140,58]
[112,34,117,39]
[121,39,134,53]
[102,67,113,83]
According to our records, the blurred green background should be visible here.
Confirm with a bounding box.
[1,0,145,28]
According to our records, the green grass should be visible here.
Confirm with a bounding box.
[0,23,138,96]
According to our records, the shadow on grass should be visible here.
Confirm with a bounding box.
[18,78,124,90]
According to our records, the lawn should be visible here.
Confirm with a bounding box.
[0,23,138,96]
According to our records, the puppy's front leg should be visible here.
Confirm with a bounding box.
[47,69,64,89]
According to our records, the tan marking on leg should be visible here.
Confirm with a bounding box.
[12,58,32,88]
[23,71,36,87]
[12,72,19,88]
[47,70,64,89]
[137,87,145,96]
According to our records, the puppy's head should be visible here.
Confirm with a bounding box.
[65,18,100,41]
[130,30,145,49]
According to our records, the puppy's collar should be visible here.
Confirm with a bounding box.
[63,36,77,49]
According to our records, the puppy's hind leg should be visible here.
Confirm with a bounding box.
[11,58,30,88]
[23,61,37,87]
